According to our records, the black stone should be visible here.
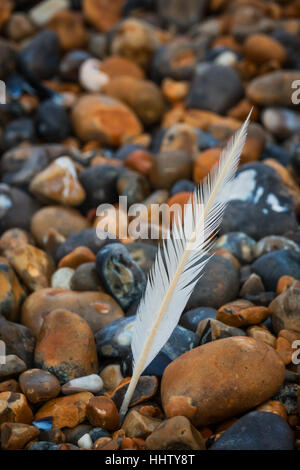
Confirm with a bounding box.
[272,30,300,69]
[185,254,240,310]
[252,249,300,291]
[186,63,244,114]
[126,242,157,275]
[180,307,217,332]
[197,318,246,346]
[79,165,123,208]
[214,232,256,264]
[0,316,35,368]
[89,428,111,442]
[117,169,150,206]
[170,179,196,196]
[210,411,293,450]
[221,162,297,240]
[59,50,91,82]
[1,118,36,151]
[55,228,118,262]
[35,100,72,143]
[96,243,146,310]
[19,30,60,80]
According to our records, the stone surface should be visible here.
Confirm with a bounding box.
[210,411,293,450]
[71,94,142,146]
[247,71,300,106]
[221,163,297,240]
[34,392,93,429]
[0,392,33,424]
[19,369,61,404]
[252,250,300,291]
[34,309,98,384]
[161,337,285,427]
[86,395,120,430]
[145,416,205,450]
[21,288,124,337]
[0,422,40,450]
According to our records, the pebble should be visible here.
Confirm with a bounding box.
[150,150,192,190]
[0,38,16,80]
[63,424,92,444]
[161,337,285,427]
[0,392,33,424]
[221,162,297,240]
[0,184,40,235]
[30,157,86,206]
[70,262,103,291]
[31,206,90,248]
[247,71,300,106]
[270,280,300,334]
[214,232,256,264]
[254,236,300,259]
[0,257,26,322]
[34,309,98,384]
[35,100,72,143]
[146,416,205,450]
[77,432,93,449]
[11,243,54,292]
[117,169,150,206]
[246,325,276,348]
[193,148,221,183]
[243,34,287,65]
[71,94,143,146]
[2,118,36,151]
[179,307,217,332]
[196,318,246,345]
[86,395,120,431]
[19,369,61,404]
[262,107,300,139]
[21,288,124,336]
[186,64,244,114]
[217,302,270,327]
[0,423,40,450]
[125,149,153,176]
[186,254,240,310]
[0,355,26,380]
[0,316,35,368]
[79,164,123,208]
[252,249,300,291]
[48,9,87,51]
[126,242,157,276]
[58,246,95,270]
[55,228,118,261]
[51,267,74,289]
[100,364,123,391]
[210,411,293,450]
[34,392,93,429]
[121,410,161,439]
[108,376,158,410]
[96,243,146,311]
[62,374,103,395]
[83,0,123,33]
[19,30,60,80]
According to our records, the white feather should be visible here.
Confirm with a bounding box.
[120,112,251,418]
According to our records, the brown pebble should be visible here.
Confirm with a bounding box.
[86,395,120,431]
[121,409,161,439]
[0,422,39,450]
[217,301,270,327]
[19,369,61,404]
[256,400,288,420]
[58,246,96,269]
[0,392,33,424]
[277,275,295,295]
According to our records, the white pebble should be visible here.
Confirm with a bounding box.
[77,433,93,450]
[62,374,103,395]
[51,267,74,289]
[79,58,109,92]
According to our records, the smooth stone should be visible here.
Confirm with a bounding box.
[186,63,244,114]
[275,383,299,415]
[86,395,120,431]
[0,355,26,379]
[272,30,300,69]
[34,309,98,384]
[77,433,93,449]
[59,50,91,81]
[2,118,36,151]
[71,94,142,146]
[19,369,61,404]
[117,169,150,206]
[214,232,256,264]
[51,267,74,290]
[62,374,103,395]
[0,184,40,235]
[269,280,300,334]
[149,150,192,190]
[254,236,300,259]
[247,71,300,106]
[157,0,206,30]
[180,307,217,332]
[19,30,60,80]
[262,107,300,139]
[221,162,297,240]
[21,288,124,337]
[35,100,72,143]
[96,243,146,311]
[210,411,293,450]
[185,254,240,310]
[108,375,158,410]
[71,262,103,291]
[31,206,90,248]
[252,250,300,291]
[121,410,161,439]
[161,337,285,427]
[89,427,111,442]
[79,165,123,208]
[63,424,92,444]
[55,228,118,262]
[34,392,93,429]
[0,257,26,322]
[0,316,35,367]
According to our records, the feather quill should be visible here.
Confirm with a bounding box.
[120,112,251,418]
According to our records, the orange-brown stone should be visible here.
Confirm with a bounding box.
[86,395,120,430]
[58,246,96,270]
[0,392,33,424]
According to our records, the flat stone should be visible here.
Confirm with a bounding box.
[19,369,61,404]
